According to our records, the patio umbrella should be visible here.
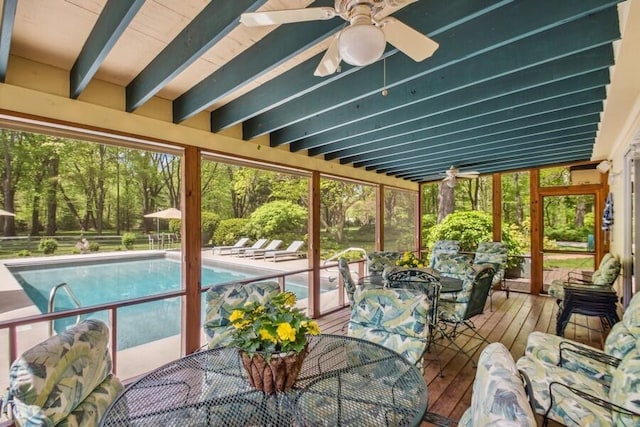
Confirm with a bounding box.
[0,209,16,217]
[144,208,181,234]
[144,207,182,220]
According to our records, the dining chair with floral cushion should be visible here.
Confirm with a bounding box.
[429,240,460,268]
[473,241,508,309]
[548,252,621,301]
[438,265,496,365]
[365,251,401,276]
[203,281,281,349]
[348,286,432,373]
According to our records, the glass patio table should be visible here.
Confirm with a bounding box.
[100,334,428,427]
[358,275,463,294]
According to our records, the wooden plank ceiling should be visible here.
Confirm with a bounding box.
[0,0,623,182]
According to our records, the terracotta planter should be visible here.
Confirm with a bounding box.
[240,345,308,394]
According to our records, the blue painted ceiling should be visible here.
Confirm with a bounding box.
[0,0,622,182]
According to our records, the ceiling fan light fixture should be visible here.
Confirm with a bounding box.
[338,23,386,66]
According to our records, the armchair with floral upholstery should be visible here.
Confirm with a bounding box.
[548,253,621,336]
[517,344,640,426]
[548,252,621,301]
[523,291,640,386]
[473,242,509,307]
[2,320,123,427]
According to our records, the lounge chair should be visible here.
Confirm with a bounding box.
[265,240,305,262]
[229,238,268,256]
[212,237,250,255]
[243,240,283,258]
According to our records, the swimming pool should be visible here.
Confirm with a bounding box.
[8,256,313,350]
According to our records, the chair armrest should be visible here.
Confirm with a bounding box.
[558,341,620,369]
[567,271,593,283]
[546,381,640,421]
[518,369,537,416]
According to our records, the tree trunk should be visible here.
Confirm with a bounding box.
[514,173,523,224]
[2,130,17,236]
[45,157,59,236]
[437,182,454,223]
[575,198,586,227]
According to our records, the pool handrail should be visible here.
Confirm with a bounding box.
[48,282,83,336]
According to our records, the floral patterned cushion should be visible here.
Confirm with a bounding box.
[518,345,640,427]
[5,320,120,427]
[429,240,460,268]
[438,265,492,322]
[57,374,124,427]
[348,287,430,367]
[365,251,400,276]
[433,253,473,281]
[609,348,640,425]
[459,343,536,427]
[517,355,614,426]
[204,281,281,349]
[473,242,508,286]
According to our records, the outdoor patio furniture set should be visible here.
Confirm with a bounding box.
[212,238,305,261]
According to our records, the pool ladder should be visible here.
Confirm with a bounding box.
[48,282,82,336]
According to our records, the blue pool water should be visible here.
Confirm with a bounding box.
[9,257,311,350]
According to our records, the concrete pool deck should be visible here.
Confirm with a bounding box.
[0,248,344,395]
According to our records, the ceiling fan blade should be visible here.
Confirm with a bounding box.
[379,17,439,62]
[314,34,341,77]
[240,7,336,26]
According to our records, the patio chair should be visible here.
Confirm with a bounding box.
[348,286,431,373]
[2,319,123,427]
[365,251,401,276]
[438,264,496,365]
[523,291,640,386]
[473,241,508,309]
[203,281,281,349]
[229,238,268,256]
[243,240,283,258]
[548,252,621,334]
[264,240,305,262]
[212,237,250,255]
[429,240,460,268]
[548,252,621,301]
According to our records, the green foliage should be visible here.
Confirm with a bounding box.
[38,238,58,254]
[122,232,136,250]
[426,210,522,268]
[421,213,437,245]
[17,250,30,257]
[168,219,181,234]
[213,218,250,246]
[244,201,307,242]
[88,241,100,252]
[545,226,590,242]
[201,212,221,245]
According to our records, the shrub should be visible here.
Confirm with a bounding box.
[121,232,136,250]
[201,212,221,245]
[427,210,522,269]
[38,238,58,255]
[88,241,100,252]
[168,218,181,234]
[213,218,249,246]
[17,249,30,257]
[244,201,307,242]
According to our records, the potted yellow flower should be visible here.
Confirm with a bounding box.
[396,251,426,268]
[228,291,320,393]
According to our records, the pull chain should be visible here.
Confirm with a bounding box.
[381,57,388,96]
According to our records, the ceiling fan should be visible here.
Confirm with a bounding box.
[240,0,439,77]
[443,166,480,187]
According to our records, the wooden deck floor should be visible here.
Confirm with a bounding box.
[317,290,609,426]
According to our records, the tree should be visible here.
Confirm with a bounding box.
[437,182,454,223]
